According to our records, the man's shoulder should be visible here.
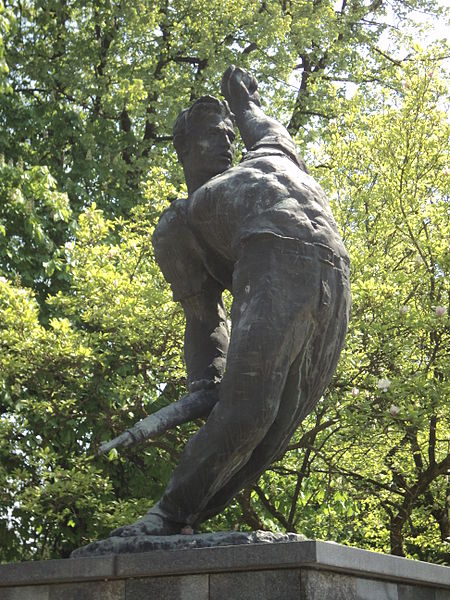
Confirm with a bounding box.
[153,198,188,241]
[158,197,188,218]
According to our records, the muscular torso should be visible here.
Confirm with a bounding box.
[187,151,346,264]
[154,148,348,297]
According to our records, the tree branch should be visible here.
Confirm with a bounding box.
[253,484,293,531]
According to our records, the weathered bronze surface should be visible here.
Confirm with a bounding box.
[72,66,350,557]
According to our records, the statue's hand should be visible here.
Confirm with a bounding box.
[221,65,261,110]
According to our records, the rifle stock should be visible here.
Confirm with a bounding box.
[98,388,218,455]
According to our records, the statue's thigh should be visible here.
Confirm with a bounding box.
[229,238,321,363]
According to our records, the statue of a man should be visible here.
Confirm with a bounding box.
[110,66,351,538]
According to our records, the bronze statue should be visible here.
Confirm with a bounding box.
[74,66,350,553]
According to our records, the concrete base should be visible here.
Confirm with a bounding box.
[0,539,449,599]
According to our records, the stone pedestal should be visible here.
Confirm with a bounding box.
[0,539,449,599]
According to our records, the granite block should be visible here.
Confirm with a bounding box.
[210,568,301,600]
[125,575,208,600]
[301,569,356,600]
[114,540,316,579]
[0,586,50,600]
[0,555,115,587]
[48,580,125,600]
[0,540,449,599]
[397,583,436,600]
[315,542,450,588]
[356,577,398,599]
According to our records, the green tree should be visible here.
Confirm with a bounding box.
[2,0,443,218]
[0,178,188,559]
[239,52,449,563]
[0,1,11,89]
[1,0,445,307]
[0,159,72,311]
[0,0,448,563]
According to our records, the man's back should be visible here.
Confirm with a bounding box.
[187,148,348,264]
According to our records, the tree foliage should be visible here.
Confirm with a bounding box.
[249,56,449,563]
[0,0,448,563]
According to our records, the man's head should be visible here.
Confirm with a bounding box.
[173,96,235,188]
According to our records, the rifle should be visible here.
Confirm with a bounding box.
[98,387,218,455]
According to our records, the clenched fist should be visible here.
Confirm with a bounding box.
[221,65,261,110]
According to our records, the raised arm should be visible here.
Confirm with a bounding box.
[221,65,295,153]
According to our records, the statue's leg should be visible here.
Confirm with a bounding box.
[113,236,349,536]
[195,250,350,523]
[194,349,307,524]
[112,307,294,536]
[108,204,231,538]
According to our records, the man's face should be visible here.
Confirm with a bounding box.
[184,111,235,180]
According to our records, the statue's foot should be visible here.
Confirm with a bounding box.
[110,506,183,538]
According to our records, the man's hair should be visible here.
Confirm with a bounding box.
[173,95,234,157]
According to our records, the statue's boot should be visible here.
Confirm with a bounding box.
[109,502,184,538]
[70,504,185,557]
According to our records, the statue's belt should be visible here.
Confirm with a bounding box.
[240,233,350,272]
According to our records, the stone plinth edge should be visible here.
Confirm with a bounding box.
[0,540,449,590]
